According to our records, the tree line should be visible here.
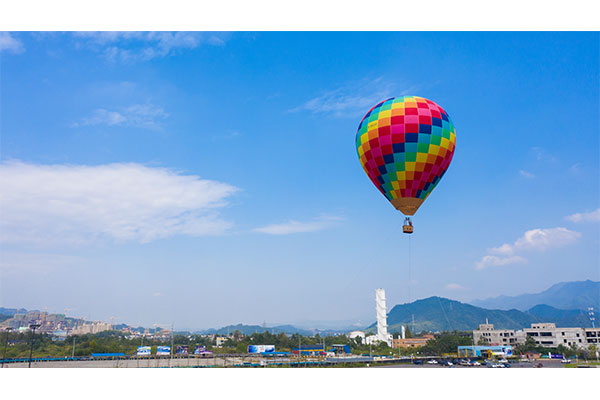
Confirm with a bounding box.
[5,329,593,360]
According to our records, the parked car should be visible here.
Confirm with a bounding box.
[413,359,424,365]
[427,359,438,365]
[561,358,571,364]
[471,361,481,366]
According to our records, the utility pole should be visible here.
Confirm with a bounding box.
[298,336,301,367]
[170,323,174,368]
[28,324,41,368]
[72,336,76,358]
[2,328,13,368]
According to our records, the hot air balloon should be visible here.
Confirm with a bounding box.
[355,96,456,233]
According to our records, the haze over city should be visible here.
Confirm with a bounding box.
[1,32,598,331]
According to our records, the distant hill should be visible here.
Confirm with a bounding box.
[525,304,591,327]
[0,307,27,317]
[371,296,536,333]
[471,280,600,311]
[199,323,313,336]
[366,296,595,334]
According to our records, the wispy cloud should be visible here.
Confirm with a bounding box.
[72,104,169,129]
[532,147,556,163]
[72,32,229,62]
[476,227,581,270]
[0,161,239,245]
[253,216,343,235]
[566,208,600,223]
[569,163,582,173]
[290,77,415,117]
[0,32,25,54]
[519,170,535,179]
[445,283,465,290]
[476,255,527,269]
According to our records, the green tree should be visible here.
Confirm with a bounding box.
[419,332,472,355]
[514,335,541,354]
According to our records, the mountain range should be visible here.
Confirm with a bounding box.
[198,323,314,336]
[471,280,599,311]
[3,280,597,335]
[367,296,594,334]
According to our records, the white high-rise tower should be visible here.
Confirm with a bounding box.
[375,288,393,346]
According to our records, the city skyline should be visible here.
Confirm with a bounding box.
[1,32,598,330]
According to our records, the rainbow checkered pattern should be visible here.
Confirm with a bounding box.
[355,96,456,215]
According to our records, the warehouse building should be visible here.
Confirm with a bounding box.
[458,345,513,358]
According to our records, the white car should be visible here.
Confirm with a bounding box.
[427,360,438,364]
[560,358,571,364]
[471,361,481,366]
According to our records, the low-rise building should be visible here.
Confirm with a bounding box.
[392,334,434,349]
[458,345,513,358]
[348,330,366,344]
[516,323,585,348]
[472,321,597,349]
[584,327,600,344]
[364,334,393,346]
[473,320,517,346]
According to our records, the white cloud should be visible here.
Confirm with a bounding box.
[519,170,535,179]
[72,32,229,62]
[0,32,25,53]
[476,227,581,270]
[512,227,580,252]
[290,77,415,117]
[445,283,465,290]
[476,255,527,270]
[73,104,168,129]
[566,208,600,223]
[0,161,239,245]
[253,216,343,235]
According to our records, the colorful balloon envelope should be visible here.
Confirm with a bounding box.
[355,96,456,216]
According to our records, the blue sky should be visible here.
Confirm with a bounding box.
[1,32,598,330]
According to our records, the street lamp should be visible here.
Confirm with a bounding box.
[2,328,13,368]
[28,324,41,368]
